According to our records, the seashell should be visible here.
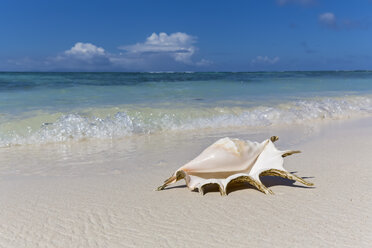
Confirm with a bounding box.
[157,136,313,195]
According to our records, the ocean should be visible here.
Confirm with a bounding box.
[1,71,372,147]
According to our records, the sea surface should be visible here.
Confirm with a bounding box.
[1,71,372,147]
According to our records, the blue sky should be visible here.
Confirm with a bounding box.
[1,0,371,71]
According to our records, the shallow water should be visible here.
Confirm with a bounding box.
[1,71,372,146]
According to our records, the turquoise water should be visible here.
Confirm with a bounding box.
[1,71,372,146]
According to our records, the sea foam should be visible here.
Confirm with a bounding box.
[0,95,372,147]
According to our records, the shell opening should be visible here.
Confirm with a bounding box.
[199,183,225,196]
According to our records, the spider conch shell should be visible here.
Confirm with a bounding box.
[157,136,313,195]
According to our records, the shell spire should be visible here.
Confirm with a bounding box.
[157,136,313,195]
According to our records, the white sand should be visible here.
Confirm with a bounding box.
[0,118,371,248]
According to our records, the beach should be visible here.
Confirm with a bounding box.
[1,116,371,248]
[2,0,372,246]
[1,72,372,247]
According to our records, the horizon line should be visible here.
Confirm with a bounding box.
[1,69,371,73]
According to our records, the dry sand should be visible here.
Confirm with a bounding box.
[0,118,371,248]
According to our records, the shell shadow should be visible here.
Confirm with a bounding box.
[260,176,314,189]
[196,184,222,195]
[226,173,315,195]
[226,182,258,195]
[160,172,315,195]
[162,184,221,194]
[161,185,187,191]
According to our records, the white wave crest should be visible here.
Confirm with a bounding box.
[1,95,372,147]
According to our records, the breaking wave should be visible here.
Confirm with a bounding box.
[1,95,372,147]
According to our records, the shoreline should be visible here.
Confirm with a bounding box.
[2,92,372,148]
[1,117,372,247]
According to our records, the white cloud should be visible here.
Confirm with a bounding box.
[5,33,211,71]
[64,42,106,59]
[319,12,336,28]
[50,42,112,71]
[251,56,280,65]
[119,32,197,64]
[318,12,366,30]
